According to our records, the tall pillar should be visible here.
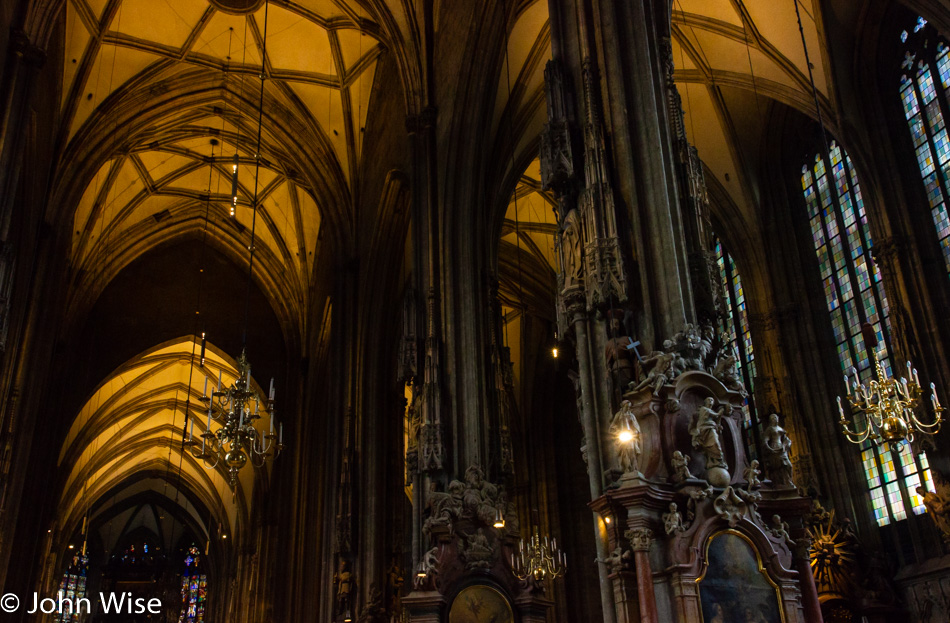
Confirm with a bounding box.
[792,538,823,623]
[626,528,658,623]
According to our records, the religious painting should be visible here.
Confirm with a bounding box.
[698,530,784,623]
[448,585,514,623]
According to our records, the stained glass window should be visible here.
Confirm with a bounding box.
[802,144,932,526]
[900,17,950,274]
[54,553,88,623]
[714,239,758,458]
[179,545,207,623]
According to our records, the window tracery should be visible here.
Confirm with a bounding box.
[899,16,950,275]
[714,239,758,458]
[801,144,932,526]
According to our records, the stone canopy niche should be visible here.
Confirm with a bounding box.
[591,368,820,623]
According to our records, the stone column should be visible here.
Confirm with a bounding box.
[792,537,823,623]
[626,528,658,623]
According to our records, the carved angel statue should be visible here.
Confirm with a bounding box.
[663,502,686,535]
[689,398,727,470]
[743,459,762,488]
[608,400,641,475]
[769,514,795,545]
[763,413,794,488]
[670,450,694,483]
[711,351,746,395]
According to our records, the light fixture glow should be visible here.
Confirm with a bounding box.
[617,430,634,444]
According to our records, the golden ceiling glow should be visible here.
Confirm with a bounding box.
[671,0,832,217]
[57,336,272,543]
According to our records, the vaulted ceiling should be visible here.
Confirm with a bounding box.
[671,0,832,220]
[57,337,271,548]
[58,0,384,339]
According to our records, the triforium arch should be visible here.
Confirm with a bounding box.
[7,0,950,622]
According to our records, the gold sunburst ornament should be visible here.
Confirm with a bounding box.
[807,509,857,595]
[837,324,943,448]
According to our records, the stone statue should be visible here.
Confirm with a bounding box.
[711,351,746,395]
[670,450,694,483]
[632,345,676,394]
[663,502,686,535]
[422,483,460,535]
[769,514,794,545]
[918,485,950,540]
[358,583,385,623]
[413,546,440,589]
[763,413,794,488]
[743,459,762,488]
[561,209,583,289]
[599,546,632,574]
[608,400,641,476]
[605,309,637,397]
[386,559,404,613]
[460,530,494,570]
[689,397,729,486]
[333,559,352,615]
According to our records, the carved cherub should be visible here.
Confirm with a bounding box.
[769,514,795,545]
[663,502,686,535]
[743,460,762,488]
[671,450,694,483]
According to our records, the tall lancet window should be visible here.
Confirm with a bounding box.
[899,16,950,274]
[802,144,933,526]
[714,239,758,457]
[179,545,207,623]
[54,553,88,623]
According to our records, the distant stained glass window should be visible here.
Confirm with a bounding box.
[179,545,207,623]
[900,20,950,274]
[801,144,931,526]
[714,239,758,458]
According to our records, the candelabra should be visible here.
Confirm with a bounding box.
[187,350,283,486]
[837,344,943,449]
[511,526,566,583]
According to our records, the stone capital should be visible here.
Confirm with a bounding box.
[625,528,654,552]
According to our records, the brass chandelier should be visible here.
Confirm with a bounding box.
[188,350,283,487]
[511,526,566,583]
[837,329,943,448]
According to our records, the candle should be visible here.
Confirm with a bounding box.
[914,368,920,386]
[279,423,283,444]
[269,378,275,401]
[270,414,274,434]
[206,406,212,430]
[203,377,208,398]
[217,369,222,391]
[239,408,244,429]
[837,396,845,420]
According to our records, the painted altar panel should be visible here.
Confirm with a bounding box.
[698,531,784,623]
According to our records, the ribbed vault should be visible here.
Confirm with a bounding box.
[56,336,274,550]
[671,0,833,219]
